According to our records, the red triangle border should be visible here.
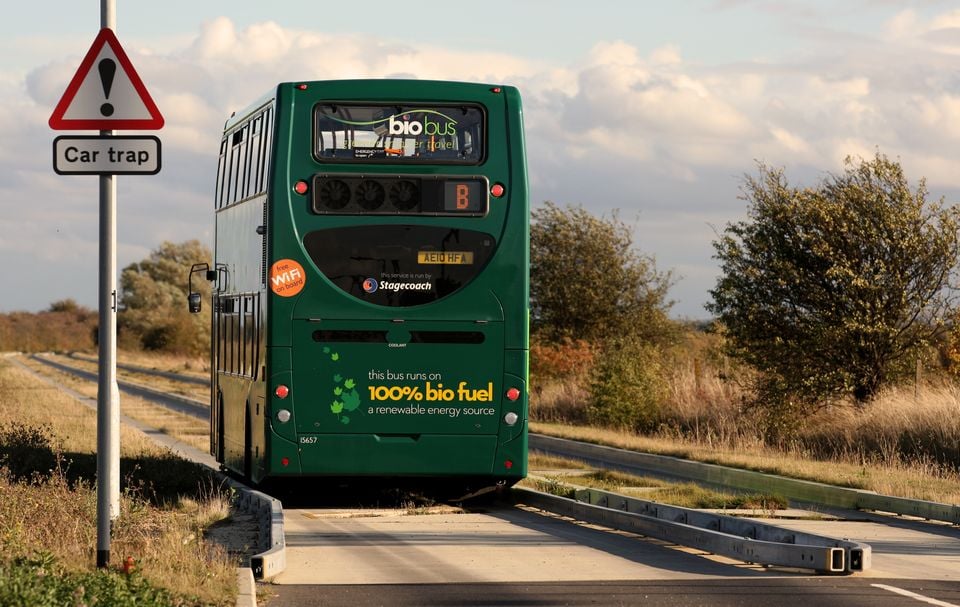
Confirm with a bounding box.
[49,28,164,131]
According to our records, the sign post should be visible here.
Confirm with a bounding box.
[48,0,164,569]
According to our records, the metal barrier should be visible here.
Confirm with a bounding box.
[235,486,286,581]
[512,482,870,574]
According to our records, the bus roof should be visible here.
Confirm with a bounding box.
[222,79,516,133]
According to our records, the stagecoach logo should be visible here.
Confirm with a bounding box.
[364,277,433,294]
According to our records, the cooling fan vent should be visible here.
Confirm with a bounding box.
[355,180,385,210]
[389,180,420,211]
[318,179,350,210]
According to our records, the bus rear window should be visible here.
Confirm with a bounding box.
[315,104,484,164]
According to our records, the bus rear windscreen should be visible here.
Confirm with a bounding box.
[314,104,484,164]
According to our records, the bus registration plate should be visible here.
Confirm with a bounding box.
[417,251,475,265]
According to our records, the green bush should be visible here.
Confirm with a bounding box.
[0,555,187,607]
[587,338,666,431]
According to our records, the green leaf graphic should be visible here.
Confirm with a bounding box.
[331,353,340,361]
[333,374,343,383]
[342,389,361,412]
[322,347,330,354]
[340,416,350,425]
[344,378,356,390]
[330,401,344,414]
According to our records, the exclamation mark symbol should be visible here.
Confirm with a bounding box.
[98,58,116,117]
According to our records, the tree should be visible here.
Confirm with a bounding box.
[119,240,211,354]
[530,202,674,344]
[708,153,960,407]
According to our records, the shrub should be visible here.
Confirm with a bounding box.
[530,338,595,382]
[0,301,97,353]
[588,338,666,431]
[0,423,58,482]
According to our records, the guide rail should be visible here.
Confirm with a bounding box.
[512,480,868,574]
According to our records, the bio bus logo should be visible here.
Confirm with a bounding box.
[388,112,457,137]
[362,278,379,293]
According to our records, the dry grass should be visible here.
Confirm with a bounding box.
[530,326,960,506]
[54,352,209,402]
[799,383,960,467]
[118,349,210,377]
[69,348,210,380]
[0,357,237,605]
[521,468,788,510]
[529,376,590,425]
[18,355,209,453]
[528,452,591,470]
[663,358,754,442]
[531,421,960,504]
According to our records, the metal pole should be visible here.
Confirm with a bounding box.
[96,0,118,570]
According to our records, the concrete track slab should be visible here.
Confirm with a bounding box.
[274,505,769,585]
[750,518,960,580]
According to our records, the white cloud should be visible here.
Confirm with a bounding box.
[5,10,960,316]
[885,7,960,55]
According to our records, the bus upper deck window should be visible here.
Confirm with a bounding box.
[314,104,484,164]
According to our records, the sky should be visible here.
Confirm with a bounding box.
[3,0,960,318]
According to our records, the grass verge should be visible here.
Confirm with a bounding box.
[0,356,238,606]
[530,421,960,505]
[525,461,788,510]
[17,355,209,453]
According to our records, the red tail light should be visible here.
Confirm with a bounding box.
[275,385,290,399]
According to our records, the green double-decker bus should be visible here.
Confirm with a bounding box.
[192,80,529,489]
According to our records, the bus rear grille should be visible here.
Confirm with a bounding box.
[312,330,485,344]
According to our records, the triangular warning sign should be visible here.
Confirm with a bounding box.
[49,28,164,130]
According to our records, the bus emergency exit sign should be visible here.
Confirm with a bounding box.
[53,135,161,175]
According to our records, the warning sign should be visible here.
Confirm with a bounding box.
[270,260,306,297]
[53,135,160,175]
[49,28,164,130]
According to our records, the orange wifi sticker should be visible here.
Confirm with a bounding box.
[270,259,306,297]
